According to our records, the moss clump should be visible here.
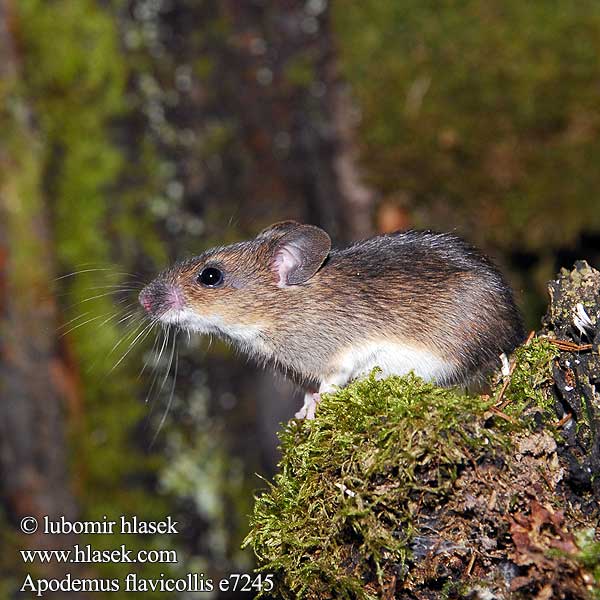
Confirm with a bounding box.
[246,373,509,599]
[501,337,559,417]
[244,338,569,599]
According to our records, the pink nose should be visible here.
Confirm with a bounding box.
[139,281,184,315]
[139,287,155,313]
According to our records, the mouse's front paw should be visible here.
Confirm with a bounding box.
[295,392,321,420]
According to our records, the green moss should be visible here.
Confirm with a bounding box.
[333,0,600,323]
[576,529,600,599]
[501,338,559,417]
[246,374,496,599]
[9,1,172,596]
[441,579,471,600]
[245,338,560,599]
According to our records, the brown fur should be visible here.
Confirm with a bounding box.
[141,222,525,387]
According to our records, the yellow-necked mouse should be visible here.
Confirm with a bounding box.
[139,221,524,418]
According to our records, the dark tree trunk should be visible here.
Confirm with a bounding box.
[222,0,376,242]
[544,261,600,501]
[151,0,377,475]
[156,0,375,243]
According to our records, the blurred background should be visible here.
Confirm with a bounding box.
[1,0,600,598]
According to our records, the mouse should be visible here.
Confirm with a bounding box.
[139,221,525,419]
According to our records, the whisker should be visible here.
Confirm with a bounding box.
[116,312,139,326]
[60,312,119,338]
[139,328,161,380]
[84,284,143,292]
[105,318,146,361]
[84,313,145,375]
[151,337,179,446]
[144,326,170,405]
[63,290,138,310]
[108,318,158,373]
[54,268,139,281]
[146,326,178,440]
[57,310,94,332]
[156,326,177,400]
[98,309,136,329]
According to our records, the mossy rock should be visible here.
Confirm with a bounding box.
[245,337,599,599]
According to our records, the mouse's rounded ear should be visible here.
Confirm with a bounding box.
[270,224,331,287]
[256,220,302,240]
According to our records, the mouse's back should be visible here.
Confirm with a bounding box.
[286,229,525,385]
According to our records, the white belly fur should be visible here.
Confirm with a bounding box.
[319,341,456,394]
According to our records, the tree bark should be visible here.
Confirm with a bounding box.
[221,0,376,242]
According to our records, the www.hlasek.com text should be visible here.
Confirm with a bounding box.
[21,544,177,564]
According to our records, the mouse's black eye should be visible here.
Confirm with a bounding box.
[197,266,224,287]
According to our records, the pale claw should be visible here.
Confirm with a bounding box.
[295,392,321,420]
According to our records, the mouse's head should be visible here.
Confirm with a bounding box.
[138,221,331,338]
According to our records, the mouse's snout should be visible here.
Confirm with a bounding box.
[139,280,185,316]
[138,286,154,313]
